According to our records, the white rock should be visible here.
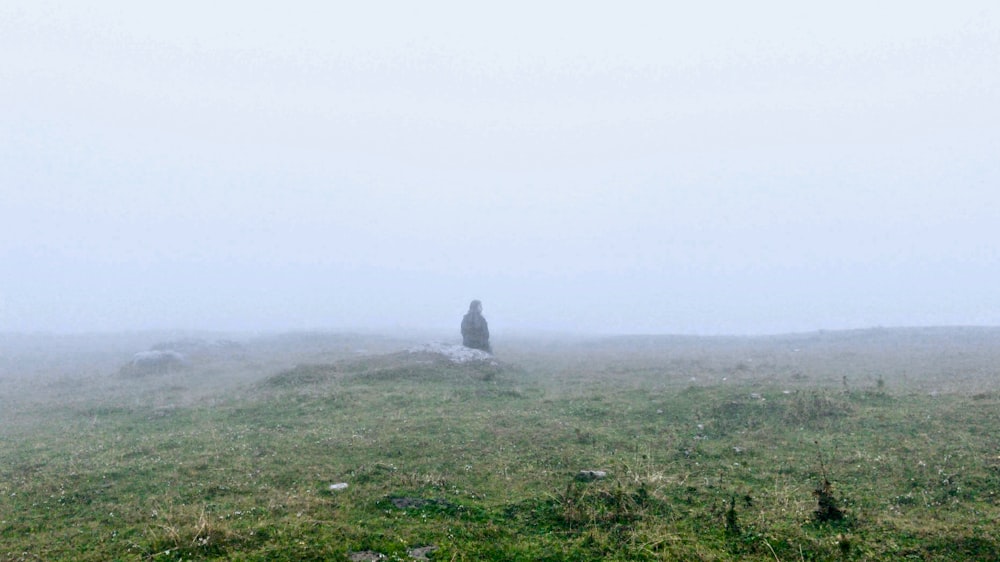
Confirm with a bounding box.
[575,470,608,481]
[406,343,495,364]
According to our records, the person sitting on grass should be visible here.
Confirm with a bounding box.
[461,299,492,353]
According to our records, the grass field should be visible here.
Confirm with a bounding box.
[2,328,999,560]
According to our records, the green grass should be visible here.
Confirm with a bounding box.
[2,331,1000,560]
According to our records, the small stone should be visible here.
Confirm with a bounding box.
[575,470,607,481]
[408,545,438,560]
[329,482,348,491]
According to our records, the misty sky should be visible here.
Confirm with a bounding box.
[2,1,998,335]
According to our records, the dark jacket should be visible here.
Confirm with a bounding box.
[461,309,491,352]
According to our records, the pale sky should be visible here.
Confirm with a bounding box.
[2,1,998,335]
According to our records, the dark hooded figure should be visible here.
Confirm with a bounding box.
[461,299,491,353]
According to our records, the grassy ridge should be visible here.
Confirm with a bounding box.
[2,332,1000,560]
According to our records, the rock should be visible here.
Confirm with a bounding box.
[408,545,438,560]
[120,350,187,376]
[407,342,495,364]
[151,338,243,359]
[575,470,608,482]
[329,482,348,491]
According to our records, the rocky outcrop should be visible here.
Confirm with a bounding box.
[119,350,187,376]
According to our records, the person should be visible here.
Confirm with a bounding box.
[461,299,491,353]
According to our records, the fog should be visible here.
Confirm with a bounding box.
[2,1,998,335]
